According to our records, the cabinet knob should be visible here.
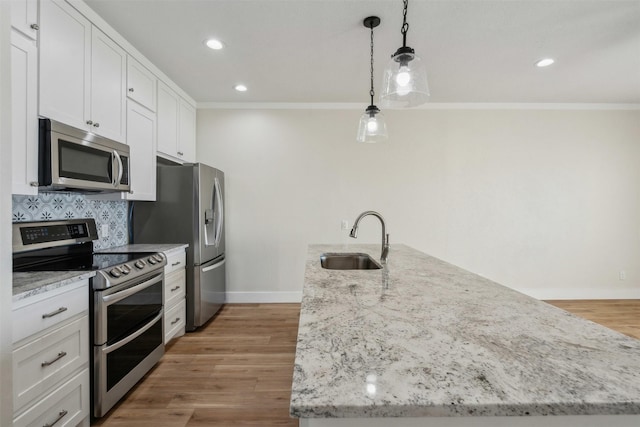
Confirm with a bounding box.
[93,122,100,128]
[30,181,39,187]
[128,88,135,92]
[30,24,39,30]
[177,151,184,156]
[86,120,93,125]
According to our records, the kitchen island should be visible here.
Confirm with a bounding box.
[290,244,640,427]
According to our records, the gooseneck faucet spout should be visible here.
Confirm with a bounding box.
[349,211,390,263]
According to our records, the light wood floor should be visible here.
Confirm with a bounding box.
[545,299,640,339]
[93,300,639,426]
[93,304,300,427]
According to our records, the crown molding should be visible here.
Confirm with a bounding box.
[197,102,640,111]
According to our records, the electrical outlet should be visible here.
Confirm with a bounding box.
[619,270,626,280]
[101,224,109,238]
[341,220,349,230]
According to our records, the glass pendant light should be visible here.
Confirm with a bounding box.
[357,16,388,143]
[380,0,430,108]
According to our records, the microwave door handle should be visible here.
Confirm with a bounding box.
[113,150,123,187]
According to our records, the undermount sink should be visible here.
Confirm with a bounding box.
[320,253,382,270]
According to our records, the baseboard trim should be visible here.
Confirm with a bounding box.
[225,291,303,303]
[515,287,640,300]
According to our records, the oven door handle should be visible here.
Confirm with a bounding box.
[101,272,163,305]
[103,311,163,354]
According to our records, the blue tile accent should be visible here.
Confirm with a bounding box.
[12,193,128,250]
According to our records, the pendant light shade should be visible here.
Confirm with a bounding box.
[380,0,430,108]
[357,105,388,143]
[357,16,388,143]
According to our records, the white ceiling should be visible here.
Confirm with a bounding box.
[84,0,640,105]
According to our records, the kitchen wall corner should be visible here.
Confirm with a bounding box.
[12,193,128,250]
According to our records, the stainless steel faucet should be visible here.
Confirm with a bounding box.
[349,211,390,263]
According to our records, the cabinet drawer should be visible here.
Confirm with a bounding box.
[164,299,185,344]
[13,368,90,427]
[13,316,89,412]
[164,250,186,275]
[13,282,88,344]
[165,268,186,308]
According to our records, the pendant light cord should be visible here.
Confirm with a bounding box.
[369,22,375,106]
[401,0,409,48]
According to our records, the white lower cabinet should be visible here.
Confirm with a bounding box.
[13,280,90,427]
[163,248,187,343]
[164,299,186,344]
[13,369,90,427]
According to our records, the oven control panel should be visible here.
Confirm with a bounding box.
[94,252,166,289]
[13,218,99,253]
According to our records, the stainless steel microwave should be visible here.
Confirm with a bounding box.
[38,118,130,193]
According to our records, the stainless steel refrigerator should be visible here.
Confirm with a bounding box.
[132,163,225,331]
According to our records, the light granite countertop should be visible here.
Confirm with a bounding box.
[290,244,640,419]
[13,271,96,302]
[97,243,188,254]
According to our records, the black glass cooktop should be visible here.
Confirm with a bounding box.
[13,243,155,273]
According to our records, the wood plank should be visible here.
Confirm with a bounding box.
[545,300,640,339]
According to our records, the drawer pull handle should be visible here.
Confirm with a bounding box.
[41,351,67,367]
[43,409,68,427]
[171,317,181,325]
[170,286,180,292]
[171,261,181,266]
[42,307,68,319]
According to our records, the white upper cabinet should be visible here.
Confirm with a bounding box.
[178,98,196,162]
[11,28,38,195]
[157,80,196,163]
[157,81,179,158]
[89,28,127,141]
[11,0,39,40]
[39,0,90,133]
[39,0,127,142]
[125,101,157,201]
[127,56,156,112]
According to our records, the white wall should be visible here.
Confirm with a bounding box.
[197,107,640,301]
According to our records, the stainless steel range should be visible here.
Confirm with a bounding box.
[12,218,167,418]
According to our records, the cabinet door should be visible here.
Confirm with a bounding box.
[157,80,179,158]
[90,27,127,142]
[125,101,157,201]
[127,56,156,112]
[39,0,91,131]
[11,29,38,195]
[10,0,38,40]
[178,98,196,162]
[13,316,88,412]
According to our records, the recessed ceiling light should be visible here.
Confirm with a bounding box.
[535,58,555,68]
[205,38,224,50]
[234,84,248,92]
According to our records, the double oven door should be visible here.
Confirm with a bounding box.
[92,270,164,418]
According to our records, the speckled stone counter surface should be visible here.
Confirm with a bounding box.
[290,244,640,419]
[13,271,96,302]
[97,243,188,253]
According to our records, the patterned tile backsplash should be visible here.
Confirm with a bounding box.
[12,193,128,250]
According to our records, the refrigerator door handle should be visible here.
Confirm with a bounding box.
[214,176,224,248]
[202,258,226,273]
